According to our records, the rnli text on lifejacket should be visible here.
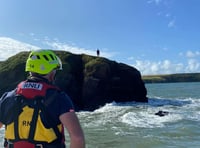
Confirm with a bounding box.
[22,120,31,126]
[22,82,43,90]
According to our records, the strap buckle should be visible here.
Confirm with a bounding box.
[36,144,43,148]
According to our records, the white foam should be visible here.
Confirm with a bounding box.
[120,110,182,128]
[78,97,199,129]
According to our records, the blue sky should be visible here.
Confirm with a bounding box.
[0,0,200,75]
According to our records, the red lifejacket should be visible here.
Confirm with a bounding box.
[16,80,59,98]
[4,80,65,147]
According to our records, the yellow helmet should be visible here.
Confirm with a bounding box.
[25,49,62,75]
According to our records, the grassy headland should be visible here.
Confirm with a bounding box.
[142,73,200,83]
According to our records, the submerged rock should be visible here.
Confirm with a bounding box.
[155,110,169,117]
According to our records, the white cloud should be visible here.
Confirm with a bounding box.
[179,52,183,56]
[163,60,170,69]
[0,37,116,61]
[184,50,200,72]
[1,37,199,75]
[186,59,200,72]
[165,13,171,18]
[186,50,200,58]
[127,56,135,60]
[132,56,200,75]
[0,37,39,61]
[168,19,175,28]
[162,47,169,51]
[132,60,185,75]
[147,0,176,28]
[147,0,162,5]
[44,40,116,58]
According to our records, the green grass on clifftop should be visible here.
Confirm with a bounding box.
[142,73,200,83]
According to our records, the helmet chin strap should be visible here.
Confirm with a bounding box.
[49,70,57,83]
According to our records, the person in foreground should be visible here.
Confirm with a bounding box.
[0,50,85,148]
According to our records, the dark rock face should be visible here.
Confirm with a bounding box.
[0,51,148,111]
[55,53,148,111]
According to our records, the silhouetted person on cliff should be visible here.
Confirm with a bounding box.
[97,49,100,57]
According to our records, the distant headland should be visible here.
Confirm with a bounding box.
[142,73,200,83]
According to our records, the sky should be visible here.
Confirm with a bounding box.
[0,0,200,75]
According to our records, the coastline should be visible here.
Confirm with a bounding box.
[142,72,200,83]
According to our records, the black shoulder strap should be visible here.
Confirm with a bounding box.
[40,91,62,142]
[12,95,42,142]
[13,95,24,141]
[11,89,62,143]
[29,92,62,143]
[28,97,41,142]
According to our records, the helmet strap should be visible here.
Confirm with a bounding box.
[49,70,56,83]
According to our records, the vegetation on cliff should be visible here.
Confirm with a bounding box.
[142,73,200,83]
[0,51,147,111]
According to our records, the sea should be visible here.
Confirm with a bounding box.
[1,82,200,148]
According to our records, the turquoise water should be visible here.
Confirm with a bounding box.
[1,82,200,148]
[78,82,200,148]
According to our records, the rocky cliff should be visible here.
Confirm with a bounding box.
[0,51,148,111]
